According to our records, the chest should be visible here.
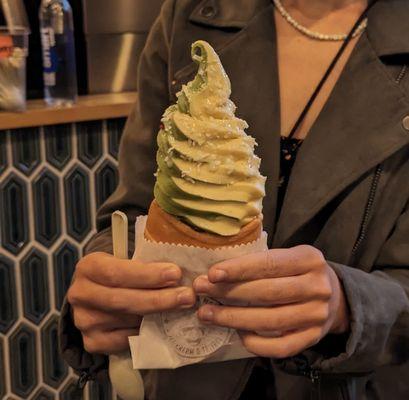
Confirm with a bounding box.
[274,12,359,138]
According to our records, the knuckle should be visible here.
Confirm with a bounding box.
[296,244,314,256]
[67,285,80,306]
[299,246,325,268]
[273,344,292,359]
[242,342,257,356]
[274,344,292,358]
[101,265,119,286]
[316,303,330,322]
[241,335,261,355]
[311,249,326,268]
[256,281,276,304]
[76,253,98,275]
[263,251,276,276]
[270,312,286,330]
[110,293,128,313]
[74,314,93,332]
[151,293,166,310]
[310,327,324,345]
[317,275,332,299]
[75,258,87,275]
[83,336,101,354]
[218,308,235,326]
[241,334,252,348]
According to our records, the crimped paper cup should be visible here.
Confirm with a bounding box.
[145,200,263,249]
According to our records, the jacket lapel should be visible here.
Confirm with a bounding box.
[274,34,409,246]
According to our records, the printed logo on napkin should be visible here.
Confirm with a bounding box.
[161,297,232,358]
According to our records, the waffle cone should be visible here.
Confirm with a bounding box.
[145,200,262,249]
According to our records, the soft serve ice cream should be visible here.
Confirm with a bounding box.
[154,40,266,236]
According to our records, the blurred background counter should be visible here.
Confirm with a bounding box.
[0,92,136,129]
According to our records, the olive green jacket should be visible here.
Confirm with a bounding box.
[60,0,409,399]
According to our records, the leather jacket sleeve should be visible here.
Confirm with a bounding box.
[317,204,409,373]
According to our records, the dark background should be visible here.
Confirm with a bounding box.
[23,0,88,99]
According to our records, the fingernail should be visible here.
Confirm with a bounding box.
[199,306,214,322]
[194,277,210,294]
[177,289,195,306]
[162,267,180,282]
[211,269,227,282]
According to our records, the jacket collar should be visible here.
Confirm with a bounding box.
[367,0,409,58]
[190,0,409,58]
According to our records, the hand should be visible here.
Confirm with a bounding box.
[68,252,196,355]
[193,245,349,358]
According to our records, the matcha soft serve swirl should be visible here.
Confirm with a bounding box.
[154,40,266,236]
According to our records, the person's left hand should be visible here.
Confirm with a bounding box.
[193,245,349,358]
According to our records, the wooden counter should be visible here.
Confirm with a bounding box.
[0,92,137,130]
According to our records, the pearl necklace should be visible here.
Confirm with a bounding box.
[273,0,368,41]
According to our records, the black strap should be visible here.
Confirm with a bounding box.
[287,0,379,139]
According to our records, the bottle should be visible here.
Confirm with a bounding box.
[39,0,77,106]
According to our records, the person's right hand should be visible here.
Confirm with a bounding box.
[67,252,196,355]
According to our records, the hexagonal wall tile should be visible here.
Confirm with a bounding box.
[0,131,7,176]
[0,337,6,398]
[9,323,38,398]
[45,124,72,170]
[0,173,29,254]
[11,127,41,176]
[59,378,83,400]
[107,118,126,160]
[64,165,92,242]
[53,241,78,310]
[21,248,50,324]
[0,254,17,333]
[77,120,103,167]
[42,315,68,388]
[33,168,61,247]
[95,160,118,208]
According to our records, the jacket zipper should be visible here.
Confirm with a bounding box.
[77,371,91,389]
[309,369,321,400]
[352,165,383,254]
[351,65,405,255]
[395,65,408,84]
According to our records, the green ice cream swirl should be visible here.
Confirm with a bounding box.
[154,40,266,236]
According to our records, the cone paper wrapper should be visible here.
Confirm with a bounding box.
[129,216,268,369]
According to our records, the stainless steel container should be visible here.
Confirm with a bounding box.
[82,0,164,93]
